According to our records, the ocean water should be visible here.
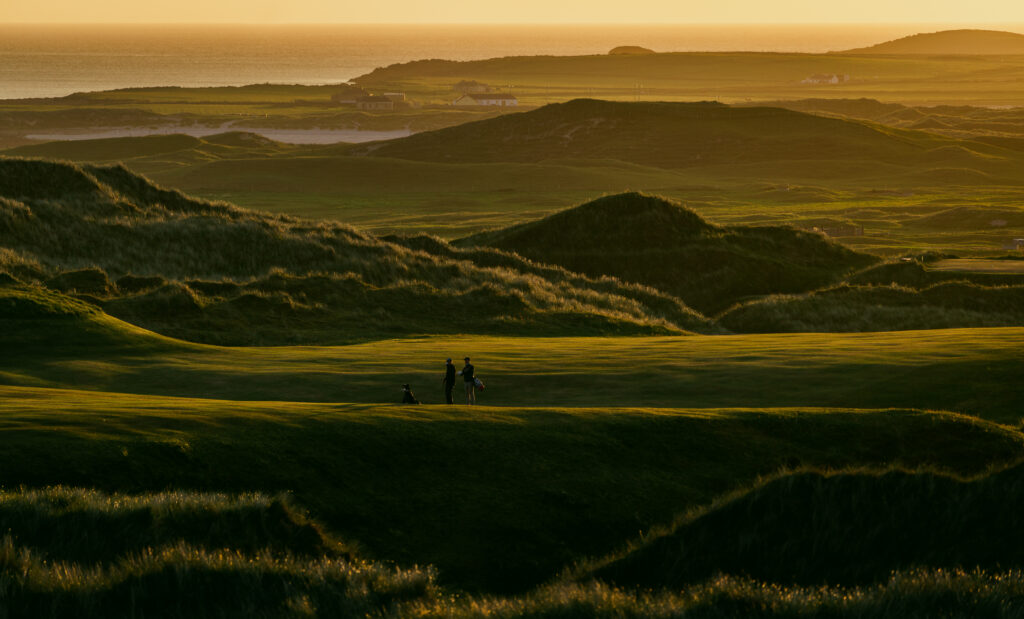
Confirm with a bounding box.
[0,23,1011,100]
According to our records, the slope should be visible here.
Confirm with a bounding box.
[0,158,712,343]
[355,99,1021,181]
[587,461,1024,590]
[4,385,1021,592]
[843,29,1024,55]
[458,192,879,314]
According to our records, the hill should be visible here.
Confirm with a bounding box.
[457,192,878,314]
[586,461,1024,590]
[608,45,655,55]
[749,98,1024,140]
[842,29,1024,55]
[355,99,1017,176]
[0,158,713,343]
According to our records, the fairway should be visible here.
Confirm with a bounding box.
[933,258,1024,274]
[6,325,1024,423]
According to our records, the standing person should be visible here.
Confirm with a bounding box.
[457,356,476,405]
[441,358,456,404]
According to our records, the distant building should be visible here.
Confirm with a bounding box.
[356,95,395,111]
[452,93,519,107]
[382,92,406,102]
[1003,238,1024,251]
[331,84,368,105]
[801,74,850,85]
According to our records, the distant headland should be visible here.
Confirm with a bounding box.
[841,29,1024,55]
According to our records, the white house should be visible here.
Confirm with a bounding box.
[453,93,518,107]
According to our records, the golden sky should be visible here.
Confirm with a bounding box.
[3,0,1024,24]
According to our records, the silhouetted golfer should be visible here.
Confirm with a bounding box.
[457,357,476,405]
[441,357,456,404]
[401,383,420,405]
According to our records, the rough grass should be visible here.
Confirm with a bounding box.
[0,158,714,343]
[581,461,1024,590]
[0,487,348,565]
[1,537,435,619]
[422,571,1024,617]
[718,281,1024,333]
[2,384,1020,593]
[458,192,879,314]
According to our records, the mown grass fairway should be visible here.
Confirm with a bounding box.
[7,325,1024,423]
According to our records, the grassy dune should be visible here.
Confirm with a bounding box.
[585,462,1024,590]
[0,487,434,618]
[0,159,712,343]
[458,192,877,314]
[719,281,1024,333]
[7,103,1024,255]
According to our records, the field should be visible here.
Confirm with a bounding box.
[5,30,1024,615]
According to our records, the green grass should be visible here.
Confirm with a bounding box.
[7,101,1024,256]
[4,283,1024,422]
[2,385,1020,593]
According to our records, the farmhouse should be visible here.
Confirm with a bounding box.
[453,93,519,107]
[356,95,395,111]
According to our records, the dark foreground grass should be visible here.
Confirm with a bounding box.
[584,463,1024,590]
[428,571,1024,618]
[1,385,1021,592]
[3,488,1024,617]
[1,537,436,619]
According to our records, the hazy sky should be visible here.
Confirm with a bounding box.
[3,0,1024,24]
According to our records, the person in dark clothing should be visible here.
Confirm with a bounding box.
[441,358,456,404]
[401,383,420,405]
[457,357,476,405]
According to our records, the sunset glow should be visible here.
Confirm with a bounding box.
[4,0,1024,24]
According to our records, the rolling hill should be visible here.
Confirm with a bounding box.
[457,192,878,314]
[0,157,712,343]
[355,99,1017,176]
[843,29,1024,55]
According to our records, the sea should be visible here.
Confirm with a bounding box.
[2,23,1019,100]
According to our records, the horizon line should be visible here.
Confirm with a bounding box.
[4,21,1024,26]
